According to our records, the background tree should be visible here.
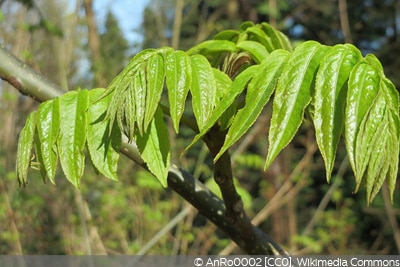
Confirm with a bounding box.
[99,11,129,84]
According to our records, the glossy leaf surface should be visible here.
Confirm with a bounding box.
[185,65,260,152]
[345,61,380,185]
[265,41,328,169]
[190,54,217,131]
[215,50,289,160]
[135,107,170,187]
[313,44,362,181]
[165,50,191,132]
[16,111,37,186]
[87,89,121,181]
[36,98,60,183]
[144,53,165,131]
[57,90,89,188]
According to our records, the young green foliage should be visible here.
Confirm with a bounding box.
[16,111,37,187]
[16,89,120,187]
[265,41,329,169]
[313,44,362,182]
[16,22,400,203]
[36,99,60,183]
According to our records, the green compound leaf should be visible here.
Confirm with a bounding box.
[345,61,380,186]
[103,48,160,137]
[165,50,192,133]
[313,44,362,182]
[215,49,289,161]
[87,88,121,181]
[16,111,37,187]
[57,90,89,188]
[36,98,60,183]
[135,107,170,187]
[265,41,328,169]
[190,54,217,131]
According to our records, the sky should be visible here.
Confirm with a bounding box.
[93,0,150,44]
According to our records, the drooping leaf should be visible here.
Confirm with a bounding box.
[107,83,127,136]
[313,44,362,182]
[36,98,60,183]
[386,82,400,201]
[190,54,217,131]
[144,53,166,131]
[87,88,121,181]
[215,49,289,161]
[186,40,237,56]
[213,29,240,42]
[16,111,37,187]
[102,48,164,136]
[265,41,328,169]
[245,26,274,52]
[345,61,380,185]
[236,40,270,63]
[165,50,192,132]
[185,65,260,152]
[135,107,170,187]
[134,68,147,135]
[261,22,292,51]
[365,54,384,75]
[57,90,89,188]
[214,68,233,100]
[355,90,388,200]
[239,21,255,31]
[33,129,46,182]
[362,78,399,203]
[123,80,136,140]
[213,69,234,130]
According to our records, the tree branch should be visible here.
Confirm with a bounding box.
[0,45,288,255]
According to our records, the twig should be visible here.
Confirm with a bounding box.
[135,205,193,256]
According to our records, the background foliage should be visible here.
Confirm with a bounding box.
[1,0,400,255]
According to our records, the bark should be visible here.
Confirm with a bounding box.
[0,45,289,255]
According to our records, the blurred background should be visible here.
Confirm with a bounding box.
[0,0,400,255]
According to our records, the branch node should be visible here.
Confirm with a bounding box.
[231,198,244,214]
